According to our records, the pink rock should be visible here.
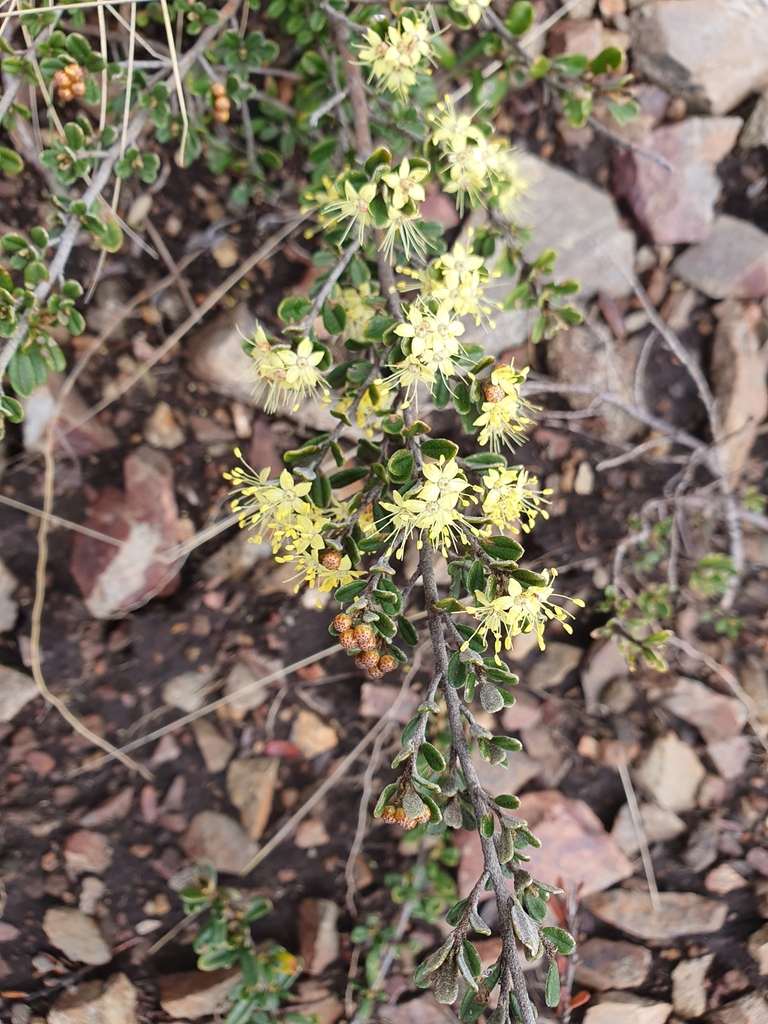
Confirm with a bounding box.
[662,677,748,743]
[501,691,543,732]
[359,683,420,724]
[674,216,768,299]
[0,923,20,942]
[25,749,56,776]
[458,791,633,899]
[707,735,752,782]
[64,830,113,876]
[614,117,742,244]
[70,447,182,618]
[80,786,134,827]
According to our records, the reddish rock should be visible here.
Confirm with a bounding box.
[674,216,768,299]
[80,786,134,827]
[70,447,182,618]
[64,830,113,877]
[614,117,742,244]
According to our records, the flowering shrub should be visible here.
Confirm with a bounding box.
[0,0,640,1020]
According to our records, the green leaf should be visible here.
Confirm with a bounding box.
[463,452,507,470]
[505,0,534,34]
[0,395,23,422]
[529,54,550,79]
[590,46,623,74]
[308,137,338,163]
[65,32,92,62]
[491,735,523,752]
[335,579,367,602]
[243,895,273,921]
[446,898,469,927]
[321,300,346,335]
[607,97,640,126]
[329,467,369,488]
[552,53,589,76]
[387,448,414,482]
[397,615,419,647]
[401,716,421,747]
[420,437,459,460]
[66,308,86,335]
[481,536,524,563]
[23,259,48,287]
[494,793,521,810]
[98,215,123,253]
[508,568,546,588]
[545,962,561,1008]
[421,742,446,773]
[364,146,391,176]
[434,597,465,613]
[480,812,495,838]
[8,349,37,396]
[277,295,312,324]
[541,926,576,956]
[0,147,23,175]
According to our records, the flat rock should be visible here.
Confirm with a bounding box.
[22,373,118,457]
[527,642,583,690]
[662,677,748,743]
[359,682,420,724]
[512,152,636,300]
[748,924,768,975]
[144,401,185,449]
[48,973,138,1024]
[581,640,629,713]
[614,117,742,244]
[80,786,133,826]
[575,938,653,991]
[219,655,279,721]
[705,863,749,894]
[707,993,768,1024]
[0,665,37,723]
[290,709,338,760]
[583,889,727,942]
[159,968,242,1019]
[297,898,339,975]
[225,757,278,839]
[584,993,672,1024]
[0,561,18,633]
[711,300,768,475]
[43,907,112,965]
[162,668,216,714]
[631,1,768,115]
[611,802,686,856]
[673,216,768,299]
[191,719,235,773]
[63,830,113,876]
[546,327,644,445]
[500,691,542,732]
[707,735,752,781]
[672,954,715,1019]
[292,994,343,1024]
[634,732,706,812]
[181,811,258,874]
[70,446,181,618]
[295,818,330,848]
[380,992,461,1024]
[742,90,768,149]
[470,746,540,799]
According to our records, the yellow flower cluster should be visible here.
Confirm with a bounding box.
[248,327,328,414]
[428,97,526,214]
[390,303,466,404]
[473,363,534,452]
[224,458,363,594]
[357,14,433,96]
[428,242,495,325]
[334,280,379,342]
[478,466,551,534]
[449,0,491,24]
[463,569,585,657]
[380,456,471,557]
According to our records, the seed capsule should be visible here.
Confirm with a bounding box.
[367,663,386,679]
[332,614,353,634]
[353,624,377,651]
[338,630,357,650]
[378,654,396,674]
[320,550,342,570]
[355,650,380,670]
[211,81,227,97]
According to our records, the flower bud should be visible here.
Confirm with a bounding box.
[378,654,396,674]
[338,629,357,650]
[353,624,377,651]
[332,613,353,634]
[320,549,342,570]
[355,650,379,670]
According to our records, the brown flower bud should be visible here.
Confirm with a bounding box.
[320,549,342,570]
[355,650,379,671]
[353,624,377,651]
[378,654,397,674]
[338,629,357,650]
[71,81,86,97]
[367,663,386,679]
[211,81,227,97]
[64,62,84,82]
[484,383,505,403]
[332,614,353,634]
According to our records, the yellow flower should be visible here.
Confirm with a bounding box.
[391,304,466,400]
[420,456,469,507]
[357,14,433,96]
[449,0,491,24]
[382,159,429,210]
[428,96,485,152]
[479,466,551,533]
[473,363,534,452]
[380,205,427,262]
[323,180,378,244]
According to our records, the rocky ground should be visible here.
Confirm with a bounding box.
[2,1,768,1023]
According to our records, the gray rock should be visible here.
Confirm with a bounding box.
[631,1,768,115]
[583,889,728,942]
[742,90,768,149]
[43,907,111,966]
[298,898,340,976]
[144,401,185,450]
[611,802,687,856]
[48,973,138,1024]
[661,676,748,743]
[0,666,37,723]
[527,642,583,689]
[225,757,278,840]
[181,811,258,874]
[545,326,644,445]
[674,216,768,299]
[581,639,629,713]
[191,719,235,773]
[0,561,18,633]
[614,117,742,245]
[575,938,653,991]
[707,993,768,1024]
[162,668,216,714]
[634,732,706,812]
[22,374,118,457]
[513,152,636,299]
[673,954,715,1019]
